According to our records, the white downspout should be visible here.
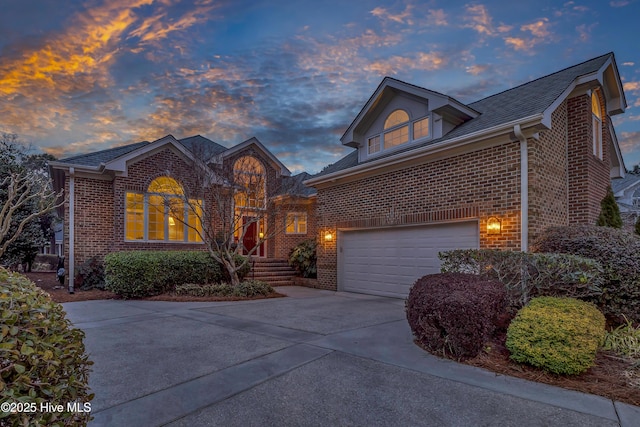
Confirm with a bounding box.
[69,167,75,294]
[514,125,528,251]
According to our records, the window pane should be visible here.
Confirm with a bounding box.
[148,195,165,240]
[125,193,144,240]
[413,117,429,139]
[188,200,203,242]
[148,176,184,195]
[298,215,307,234]
[384,110,409,129]
[368,135,380,154]
[383,125,409,149]
[591,92,602,119]
[168,198,184,241]
[286,213,296,234]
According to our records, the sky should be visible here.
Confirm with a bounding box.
[1,0,639,174]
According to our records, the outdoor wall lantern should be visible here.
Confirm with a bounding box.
[324,231,333,242]
[258,232,264,239]
[487,217,502,235]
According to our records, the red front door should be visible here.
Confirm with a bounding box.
[242,217,265,256]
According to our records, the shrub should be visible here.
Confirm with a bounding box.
[104,251,222,298]
[175,280,273,297]
[439,249,603,311]
[75,255,105,290]
[506,297,605,375]
[603,316,640,359]
[0,268,93,426]
[596,186,622,228]
[406,273,506,360]
[288,239,317,278]
[532,224,640,323]
[636,216,640,236]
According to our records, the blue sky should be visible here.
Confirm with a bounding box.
[1,0,639,174]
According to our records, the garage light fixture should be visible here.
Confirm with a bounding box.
[324,231,333,241]
[487,217,501,235]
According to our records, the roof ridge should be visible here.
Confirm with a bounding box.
[469,52,612,106]
[60,140,149,162]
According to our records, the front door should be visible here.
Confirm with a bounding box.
[242,217,265,256]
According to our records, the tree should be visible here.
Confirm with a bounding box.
[596,186,622,228]
[0,133,63,262]
[166,143,300,286]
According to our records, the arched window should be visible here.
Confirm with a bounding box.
[125,176,203,242]
[382,109,409,150]
[592,90,603,160]
[384,110,409,129]
[233,156,266,209]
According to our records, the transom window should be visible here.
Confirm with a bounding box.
[592,90,603,160]
[125,176,203,243]
[286,212,307,234]
[233,156,266,209]
[368,109,431,155]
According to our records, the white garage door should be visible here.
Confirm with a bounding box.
[339,221,479,298]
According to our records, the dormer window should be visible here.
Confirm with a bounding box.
[368,110,431,156]
[592,90,603,160]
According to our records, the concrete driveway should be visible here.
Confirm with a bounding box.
[63,286,639,427]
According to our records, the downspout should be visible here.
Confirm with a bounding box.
[514,125,528,251]
[68,168,75,294]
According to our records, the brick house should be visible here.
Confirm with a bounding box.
[612,173,640,229]
[305,52,627,297]
[50,52,627,298]
[49,135,317,289]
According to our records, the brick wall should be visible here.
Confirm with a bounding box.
[273,199,318,259]
[567,92,610,224]
[315,141,523,290]
[527,100,569,243]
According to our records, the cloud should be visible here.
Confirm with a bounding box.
[521,18,551,38]
[503,18,554,52]
[370,5,414,25]
[504,37,536,51]
[623,62,635,66]
[462,4,511,36]
[576,23,597,42]
[465,64,490,75]
[610,0,630,6]
[620,131,640,154]
[426,9,448,26]
[623,81,640,91]
[364,52,446,75]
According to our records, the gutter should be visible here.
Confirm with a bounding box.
[514,125,528,252]
[68,167,75,294]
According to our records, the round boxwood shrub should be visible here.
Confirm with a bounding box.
[406,272,506,360]
[506,297,605,375]
[0,268,93,426]
[532,224,640,323]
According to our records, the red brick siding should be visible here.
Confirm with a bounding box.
[273,200,318,259]
[567,92,610,224]
[316,141,523,290]
[527,101,569,244]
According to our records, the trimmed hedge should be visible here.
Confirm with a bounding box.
[532,224,640,323]
[105,251,223,298]
[0,268,93,426]
[175,280,274,297]
[406,273,506,360]
[506,297,605,375]
[439,249,603,311]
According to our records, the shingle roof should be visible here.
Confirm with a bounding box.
[56,141,150,166]
[315,53,613,177]
[56,134,227,167]
[178,135,227,157]
[280,172,317,197]
[612,174,640,194]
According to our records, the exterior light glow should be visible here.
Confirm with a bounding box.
[487,217,501,235]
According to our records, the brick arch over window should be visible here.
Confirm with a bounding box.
[125,176,203,242]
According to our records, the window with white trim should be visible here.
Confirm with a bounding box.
[286,212,307,234]
[368,109,431,155]
[592,90,603,160]
[125,176,203,243]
